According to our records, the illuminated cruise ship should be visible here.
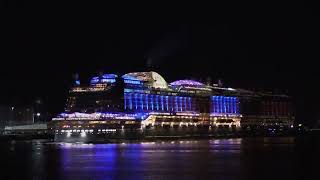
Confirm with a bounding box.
[50,71,294,141]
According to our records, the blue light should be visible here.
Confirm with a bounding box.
[226,97,229,113]
[224,97,227,113]
[175,96,178,112]
[232,97,237,113]
[124,93,127,110]
[232,97,235,114]
[214,96,217,113]
[236,98,238,113]
[103,74,118,79]
[90,74,118,85]
[145,94,148,110]
[233,98,238,114]
[124,89,133,93]
[229,97,232,113]
[156,95,159,110]
[170,96,173,111]
[90,77,99,84]
[225,97,227,113]
[129,93,132,110]
[166,96,169,111]
[134,112,150,120]
[103,79,116,83]
[124,79,141,85]
[161,96,164,111]
[117,93,241,115]
[230,97,233,113]
[75,80,80,85]
[135,93,138,110]
[221,97,225,113]
[122,74,139,81]
[234,97,237,113]
[210,96,239,114]
[217,96,219,113]
[151,95,154,110]
[141,94,144,110]
[218,97,220,113]
[122,74,142,85]
[222,97,225,113]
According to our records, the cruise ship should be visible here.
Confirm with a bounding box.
[50,71,294,141]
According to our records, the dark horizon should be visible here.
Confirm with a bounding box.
[1,2,320,126]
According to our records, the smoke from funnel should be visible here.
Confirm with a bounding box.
[145,27,191,68]
[146,57,157,68]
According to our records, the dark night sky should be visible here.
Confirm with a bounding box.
[1,2,320,126]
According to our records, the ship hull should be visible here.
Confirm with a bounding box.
[53,126,240,143]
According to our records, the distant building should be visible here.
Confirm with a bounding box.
[33,98,48,123]
[0,98,50,127]
[0,105,34,126]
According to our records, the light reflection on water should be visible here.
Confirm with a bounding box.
[57,139,244,179]
[1,137,315,180]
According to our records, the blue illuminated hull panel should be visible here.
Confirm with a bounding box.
[124,92,194,113]
[210,96,239,115]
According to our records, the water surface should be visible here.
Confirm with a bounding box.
[1,137,318,180]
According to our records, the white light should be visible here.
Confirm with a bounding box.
[36,113,41,117]
[81,132,86,137]
[67,132,71,137]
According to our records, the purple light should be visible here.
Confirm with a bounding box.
[170,80,204,86]
[55,112,150,120]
